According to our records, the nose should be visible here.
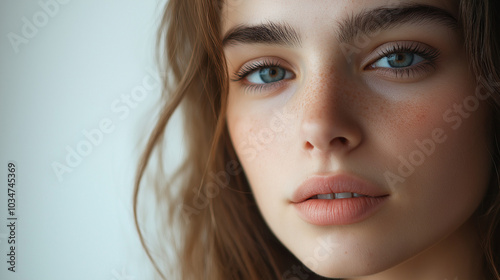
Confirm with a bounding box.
[299,77,363,157]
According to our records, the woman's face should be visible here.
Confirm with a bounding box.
[223,0,493,278]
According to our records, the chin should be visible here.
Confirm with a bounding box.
[303,257,389,279]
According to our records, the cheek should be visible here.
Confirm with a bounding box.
[379,77,492,237]
[226,81,296,176]
[227,108,285,167]
[226,94,296,223]
[226,59,494,276]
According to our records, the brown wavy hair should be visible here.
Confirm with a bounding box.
[133,0,500,279]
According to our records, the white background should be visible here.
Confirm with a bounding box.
[0,0,181,279]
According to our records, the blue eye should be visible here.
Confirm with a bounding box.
[372,52,425,68]
[231,60,296,94]
[246,66,293,84]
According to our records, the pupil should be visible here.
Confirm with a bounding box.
[388,53,414,68]
[260,67,285,83]
[395,54,405,63]
[269,68,278,77]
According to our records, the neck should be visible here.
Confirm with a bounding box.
[349,217,485,280]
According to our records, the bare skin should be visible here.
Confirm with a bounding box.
[223,1,492,279]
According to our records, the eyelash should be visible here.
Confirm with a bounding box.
[231,42,441,93]
[231,60,282,82]
[231,59,290,94]
[367,42,441,78]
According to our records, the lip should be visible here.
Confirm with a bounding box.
[292,174,389,226]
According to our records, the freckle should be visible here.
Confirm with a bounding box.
[344,251,347,254]
[389,101,431,133]
[415,111,427,123]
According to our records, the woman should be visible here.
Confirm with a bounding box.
[134,0,500,279]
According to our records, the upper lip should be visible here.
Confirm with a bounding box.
[291,173,389,203]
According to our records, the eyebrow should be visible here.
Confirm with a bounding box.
[222,21,301,47]
[338,4,458,43]
[222,4,458,48]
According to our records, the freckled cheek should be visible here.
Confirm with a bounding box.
[373,81,474,155]
[227,108,291,203]
[227,110,279,166]
[380,82,492,204]
[228,106,291,164]
[367,100,444,162]
[437,100,491,183]
[405,117,491,231]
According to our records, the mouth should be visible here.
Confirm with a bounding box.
[308,192,373,200]
[292,173,389,225]
[291,173,388,203]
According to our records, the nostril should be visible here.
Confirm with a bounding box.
[332,137,348,145]
[305,141,314,150]
[306,136,349,151]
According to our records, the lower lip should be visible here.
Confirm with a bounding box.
[293,196,388,226]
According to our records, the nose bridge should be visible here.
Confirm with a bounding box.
[300,50,353,111]
[302,68,345,114]
[297,62,362,155]
[299,62,350,125]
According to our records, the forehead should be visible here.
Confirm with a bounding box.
[221,0,458,35]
